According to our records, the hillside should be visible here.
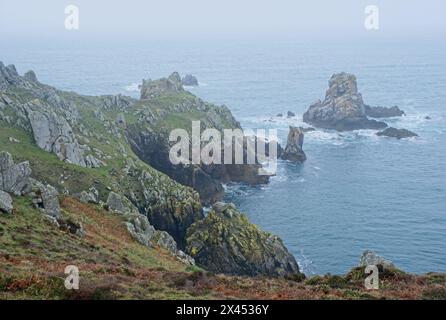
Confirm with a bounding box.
[1,61,446,300]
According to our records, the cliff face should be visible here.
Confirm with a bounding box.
[129,73,269,205]
[0,62,294,277]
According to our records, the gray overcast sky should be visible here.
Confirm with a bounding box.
[0,0,445,40]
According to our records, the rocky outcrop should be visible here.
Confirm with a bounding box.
[287,111,295,118]
[181,74,199,86]
[24,100,88,167]
[0,151,32,196]
[360,250,395,269]
[365,105,405,118]
[303,73,388,131]
[140,72,184,99]
[127,127,268,206]
[124,213,194,265]
[124,213,156,247]
[280,126,306,163]
[106,191,139,215]
[186,202,301,277]
[0,190,13,214]
[30,180,62,219]
[376,127,418,139]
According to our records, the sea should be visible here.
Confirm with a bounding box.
[1,36,445,275]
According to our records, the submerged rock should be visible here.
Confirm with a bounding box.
[376,127,418,139]
[280,126,307,163]
[0,190,13,214]
[364,105,405,118]
[181,74,199,86]
[186,202,301,277]
[303,73,388,131]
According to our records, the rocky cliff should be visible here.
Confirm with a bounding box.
[0,61,297,277]
[303,73,388,131]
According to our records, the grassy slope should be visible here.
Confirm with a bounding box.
[0,196,445,300]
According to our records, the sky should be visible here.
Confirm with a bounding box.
[0,0,445,41]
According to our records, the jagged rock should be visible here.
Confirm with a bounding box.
[0,190,13,214]
[303,73,388,131]
[140,72,184,99]
[280,126,307,163]
[287,111,295,118]
[101,94,133,110]
[154,230,195,265]
[186,203,301,277]
[78,187,99,204]
[137,170,204,249]
[29,180,61,219]
[360,250,395,269]
[0,62,29,89]
[24,100,87,167]
[106,191,139,214]
[365,105,405,118]
[181,74,199,86]
[85,154,105,168]
[23,70,38,83]
[0,151,32,196]
[376,127,418,139]
[124,213,156,247]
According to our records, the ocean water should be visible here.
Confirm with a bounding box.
[1,38,445,275]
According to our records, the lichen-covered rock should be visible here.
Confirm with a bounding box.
[24,100,87,167]
[124,213,156,247]
[153,230,195,265]
[106,191,139,214]
[140,72,184,99]
[0,151,32,196]
[78,187,99,204]
[0,190,13,214]
[376,127,418,139]
[281,126,306,163]
[186,202,301,277]
[303,73,388,131]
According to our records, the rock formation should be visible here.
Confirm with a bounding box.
[181,74,199,86]
[0,190,13,214]
[186,202,301,277]
[360,250,395,269]
[280,126,307,163]
[364,105,405,118]
[376,127,418,139]
[303,73,388,131]
[140,72,184,99]
[0,151,32,196]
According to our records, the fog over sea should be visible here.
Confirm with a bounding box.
[2,37,445,275]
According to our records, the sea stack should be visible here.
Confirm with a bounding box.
[303,73,388,131]
[280,126,307,163]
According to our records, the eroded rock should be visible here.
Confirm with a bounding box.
[376,127,418,139]
[186,203,301,277]
[280,126,306,163]
[0,190,13,214]
[303,73,388,131]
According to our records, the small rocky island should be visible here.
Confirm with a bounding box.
[181,74,199,86]
[280,126,307,163]
[376,127,418,139]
